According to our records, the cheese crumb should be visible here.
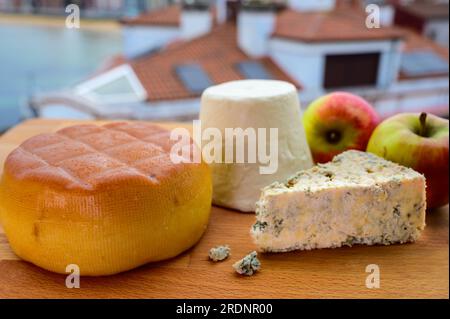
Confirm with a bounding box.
[232,251,261,276]
[208,245,231,262]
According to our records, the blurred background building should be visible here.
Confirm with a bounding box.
[391,0,449,47]
[0,0,173,17]
[0,0,448,131]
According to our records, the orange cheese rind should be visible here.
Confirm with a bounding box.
[0,122,212,276]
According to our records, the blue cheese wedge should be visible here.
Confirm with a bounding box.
[209,245,231,262]
[251,150,427,252]
[232,251,261,276]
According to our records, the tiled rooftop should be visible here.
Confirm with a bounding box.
[130,23,300,102]
[273,8,405,42]
[107,3,448,99]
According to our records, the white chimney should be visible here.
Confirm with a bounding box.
[379,4,395,27]
[288,0,336,12]
[181,1,213,40]
[216,0,227,24]
[237,2,276,57]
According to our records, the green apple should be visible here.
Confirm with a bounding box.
[367,112,449,209]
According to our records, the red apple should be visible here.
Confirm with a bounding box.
[303,92,380,163]
[367,112,449,209]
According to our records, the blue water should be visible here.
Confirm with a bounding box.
[0,23,122,131]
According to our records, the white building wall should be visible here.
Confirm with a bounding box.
[238,11,276,57]
[379,5,395,26]
[137,98,201,120]
[374,92,449,118]
[288,0,336,12]
[424,19,449,48]
[181,10,213,40]
[94,0,123,10]
[216,0,227,24]
[37,76,449,121]
[295,76,449,117]
[269,37,402,94]
[377,39,403,89]
[38,98,201,121]
[270,46,324,98]
[122,26,179,58]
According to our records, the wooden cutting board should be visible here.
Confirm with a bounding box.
[0,119,448,299]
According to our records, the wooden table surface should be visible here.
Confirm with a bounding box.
[0,119,448,299]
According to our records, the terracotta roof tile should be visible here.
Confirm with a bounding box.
[273,8,405,42]
[129,23,301,102]
[120,5,180,27]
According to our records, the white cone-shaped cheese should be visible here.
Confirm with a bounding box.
[200,80,313,212]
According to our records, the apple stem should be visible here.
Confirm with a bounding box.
[419,112,427,137]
